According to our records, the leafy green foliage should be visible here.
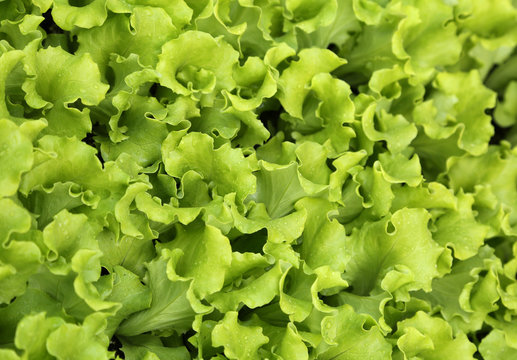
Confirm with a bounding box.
[1,0,517,358]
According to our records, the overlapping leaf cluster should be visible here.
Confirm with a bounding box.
[1,0,517,359]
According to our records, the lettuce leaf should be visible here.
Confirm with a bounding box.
[1,0,517,358]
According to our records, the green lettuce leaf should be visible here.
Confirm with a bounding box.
[0,198,31,248]
[413,71,496,156]
[0,119,33,197]
[106,0,192,30]
[77,8,178,72]
[277,48,346,119]
[479,329,517,360]
[212,311,269,360]
[344,208,444,296]
[414,246,501,334]
[395,311,476,360]
[23,46,109,138]
[160,221,232,301]
[317,305,392,359]
[120,334,190,360]
[163,131,257,201]
[157,30,239,97]
[116,252,197,336]
[0,240,41,305]
[50,0,108,31]
[14,312,64,360]
[447,144,517,233]
[46,313,112,360]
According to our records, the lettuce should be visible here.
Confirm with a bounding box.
[1,0,517,359]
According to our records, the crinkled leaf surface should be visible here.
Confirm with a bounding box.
[1,0,516,358]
